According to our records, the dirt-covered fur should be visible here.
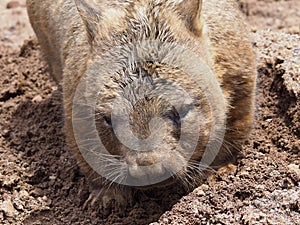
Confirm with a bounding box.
[27,0,256,211]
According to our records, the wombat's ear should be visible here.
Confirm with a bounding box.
[74,0,102,43]
[176,0,203,35]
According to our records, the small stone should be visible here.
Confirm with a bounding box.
[2,129,10,138]
[288,26,300,35]
[288,164,300,181]
[3,175,19,188]
[194,188,206,196]
[239,171,249,177]
[12,198,24,211]
[0,197,18,218]
[19,190,29,198]
[51,86,58,91]
[29,188,43,197]
[32,95,42,103]
[0,211,4,221]
[38,196,51,207]
[256,185,266,191]
[41,196,48,202]
[49,175,56,180]
[200,184,209,191]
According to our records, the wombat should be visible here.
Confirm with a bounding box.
[27,0,257,210]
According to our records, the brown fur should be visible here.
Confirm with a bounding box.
[27,0,257,209]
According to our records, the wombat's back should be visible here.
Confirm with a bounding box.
[27,0,87,83]
[203,0,257,164]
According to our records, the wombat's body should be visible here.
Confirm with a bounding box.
[27,0,256,209]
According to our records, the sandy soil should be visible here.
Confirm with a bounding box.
[0,0,299,224]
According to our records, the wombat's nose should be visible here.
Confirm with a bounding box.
[126,151,167,179]
[126,151,158,166]
[128,159,166,180]
[136,154,155,166]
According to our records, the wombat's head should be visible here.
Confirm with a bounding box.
[75,0,204,50]
[72,0,226,188]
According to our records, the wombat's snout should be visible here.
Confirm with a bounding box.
[100,96,191,181]
[94,89,212,184]
[126,151,166,178]
[125,149,188,181]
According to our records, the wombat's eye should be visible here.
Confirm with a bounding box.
[164,110,181,127]
[97,114,112,128]
[103,115,112,127]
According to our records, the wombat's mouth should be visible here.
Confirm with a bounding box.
[125,150,188,184]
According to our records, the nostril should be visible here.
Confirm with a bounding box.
[136,154,155,166]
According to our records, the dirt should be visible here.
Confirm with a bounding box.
[0,0,299,224]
